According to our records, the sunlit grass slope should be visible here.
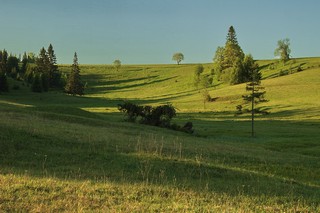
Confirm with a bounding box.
[0,57,319,211]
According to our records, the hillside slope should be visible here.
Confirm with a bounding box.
[0,58,319,211]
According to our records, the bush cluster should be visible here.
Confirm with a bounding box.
[118,102,194,134]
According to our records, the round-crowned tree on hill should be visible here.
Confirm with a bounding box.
[274,38,291,62]
[113,59,121,71]
[172,52,184,65]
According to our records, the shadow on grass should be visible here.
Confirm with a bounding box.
[1,125,319,202]
[84,73,179,94]
[1,110,320,204]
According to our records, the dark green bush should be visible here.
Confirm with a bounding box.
[118,102,193,133]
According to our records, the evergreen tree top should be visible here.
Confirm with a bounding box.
[48,44,57,65]
[226,26,238,45]
[73,52,79,66]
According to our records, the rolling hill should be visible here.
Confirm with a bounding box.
[0,57,319,212]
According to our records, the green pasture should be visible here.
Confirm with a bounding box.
[0,58,319,211]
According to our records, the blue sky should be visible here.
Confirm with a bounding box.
[0,0,319,64]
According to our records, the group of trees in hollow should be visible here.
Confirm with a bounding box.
[0,45,84,95]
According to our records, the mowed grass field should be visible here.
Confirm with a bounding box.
[0,58,320,212]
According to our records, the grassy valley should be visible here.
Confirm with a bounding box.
[0,58,320,212]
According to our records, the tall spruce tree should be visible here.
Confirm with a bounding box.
[47,44,60,87]
[36,47,50,73]
[35,47,50,90]
[65,52,84,96]
[222,26,244,69]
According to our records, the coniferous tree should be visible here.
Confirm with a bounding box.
[222,26,244,69]
[0,50,9,91]
[65,52,84,96]
[31,73,43,93]
[21,52,28,74]
[36,47,50,74]
[240,67,267,137]
[0,71,9,92]
[7,56,20,78]
[47,44,60,87]
[34,48,49,90]
[0,49,8,74]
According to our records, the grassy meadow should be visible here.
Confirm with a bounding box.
[0,58,320,212]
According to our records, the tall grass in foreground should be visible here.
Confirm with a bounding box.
[0,103,319,211]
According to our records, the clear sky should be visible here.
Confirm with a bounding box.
[0,0,319,64]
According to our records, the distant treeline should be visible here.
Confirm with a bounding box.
[0,45,84,95]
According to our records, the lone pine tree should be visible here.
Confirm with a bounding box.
[241,68,268,137]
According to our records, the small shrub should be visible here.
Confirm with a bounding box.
[118,102,143,122]
[181,122,194,134]
[118,102,193,133]
[297,65,303,72]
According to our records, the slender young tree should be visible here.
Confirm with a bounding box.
[241,67,267,137]
[65,52,84,96]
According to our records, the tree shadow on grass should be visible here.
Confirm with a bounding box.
[1,104,320,205]
[0,120,319,200]
[83,72,181,95]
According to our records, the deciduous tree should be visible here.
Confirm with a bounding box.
[274,38,291,62]
[172,52,184,65]
[113,59,121,71]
